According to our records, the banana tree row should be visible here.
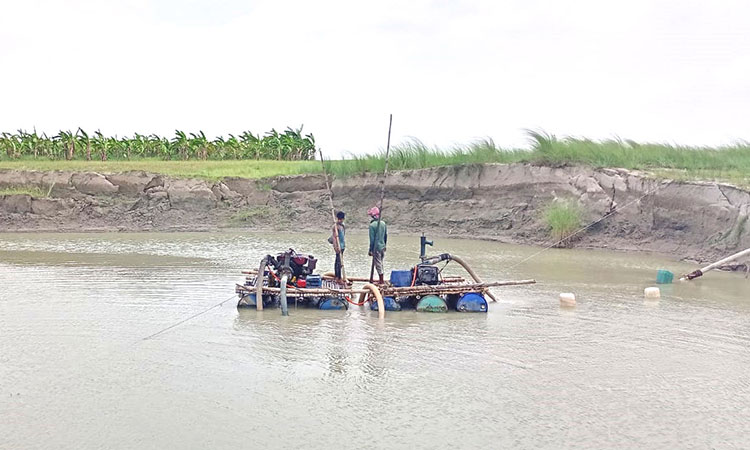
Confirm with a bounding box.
[0,127,316,161]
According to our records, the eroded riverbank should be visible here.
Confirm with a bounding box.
[1,163,748,264]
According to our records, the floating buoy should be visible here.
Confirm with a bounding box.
[644,287,661,299]
[416,295,448,313]
[656,270,674,284]
[559,293,576,307]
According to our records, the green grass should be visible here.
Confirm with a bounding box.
[0,186,47,197]
[0,158,322,180]
[543,200,583,247]
[331,134,750,187]
[325,138,528,177]
[1,132,749,187]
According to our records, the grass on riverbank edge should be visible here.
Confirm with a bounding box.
[0,186,47,197]
[543,200,583,247]
[1,133,748,187]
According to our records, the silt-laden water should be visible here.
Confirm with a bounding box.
[1,232,749,449]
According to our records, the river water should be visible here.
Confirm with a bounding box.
[1,231,749,449]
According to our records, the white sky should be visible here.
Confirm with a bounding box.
[1,0,749,156]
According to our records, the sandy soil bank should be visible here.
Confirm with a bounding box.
[1,163,748,265]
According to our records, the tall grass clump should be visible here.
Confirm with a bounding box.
[525,130,750,172]
[325,138,528,177]
[543,200,583,247]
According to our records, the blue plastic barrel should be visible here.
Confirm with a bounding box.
[319,297,346,310]
[456,292,487,312]
[370,296,401,311]
[238,293,257,307]
[390,270,413,287]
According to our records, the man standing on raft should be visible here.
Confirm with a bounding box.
[368,206,387,283]
[328,211,346,282]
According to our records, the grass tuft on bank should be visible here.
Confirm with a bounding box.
[0,186,47,197]
[543,200,583,247]
[0,131,749,186]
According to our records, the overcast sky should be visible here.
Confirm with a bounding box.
[1,0,749,156]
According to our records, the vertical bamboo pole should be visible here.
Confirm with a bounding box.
[319,148,346,282]
[369,114,393,282]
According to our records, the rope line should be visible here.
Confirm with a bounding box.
[507,179,673,271]
[140,294,237,341]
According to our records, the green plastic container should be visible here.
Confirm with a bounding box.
[416,295,448,313]
[656,270,674,284]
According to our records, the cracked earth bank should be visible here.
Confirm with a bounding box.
[1,163,749,264]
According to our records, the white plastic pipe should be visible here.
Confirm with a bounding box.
[681,247,750,281]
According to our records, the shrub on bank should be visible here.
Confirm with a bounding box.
[543,200,583,248]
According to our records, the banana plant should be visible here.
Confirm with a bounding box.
[93,130,109,161]
[239,131,260,159]
[172,130,189,160]
[26,129,42,159]
[189,131,209,160]
[1,132,18,159]
[77,128,92,161]
[225,134,240,159]
[56,130,76,160]
[151,135,171,160]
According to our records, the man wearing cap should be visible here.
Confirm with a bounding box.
[367,206,388,283]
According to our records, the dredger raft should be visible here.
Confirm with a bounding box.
[236,235,536,316]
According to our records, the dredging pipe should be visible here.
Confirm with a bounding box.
[681,247,750,281]
[322,272,385,317]
[363,283,385,319]
[421,253,499,302]
[278,252,294,316]
[256,256,268,311]
[279,274,289,316]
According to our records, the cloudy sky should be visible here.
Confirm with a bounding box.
[1,0,748,156]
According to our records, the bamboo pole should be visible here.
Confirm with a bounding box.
[319,148,346,282]
[369,114,393,282]
[237,279,536,297]
[237,284,372,295]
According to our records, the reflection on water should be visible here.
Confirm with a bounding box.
[1,231,749,449]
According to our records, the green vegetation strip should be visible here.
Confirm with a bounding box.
[0,159,321,180]
[0,187,47,197]
[1,131,748,187]
[0,127,316,161]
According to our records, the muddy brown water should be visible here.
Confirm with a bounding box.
[1,231,749,449]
